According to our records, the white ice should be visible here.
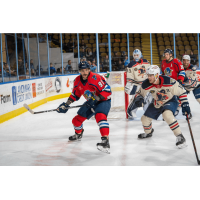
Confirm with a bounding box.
[0,94,200,166]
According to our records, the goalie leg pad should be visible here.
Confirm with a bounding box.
[72,115,87,134]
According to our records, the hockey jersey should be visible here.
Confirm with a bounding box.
[68,72,112,102]
[136,75,188,108]
[161,58,185,82]
[183,64,200,92]
[126,59,150,85]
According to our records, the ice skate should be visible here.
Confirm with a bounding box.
[69,129,84,141]
[176,134,187,149]
[97,137,110,154]
[138,129,154,139]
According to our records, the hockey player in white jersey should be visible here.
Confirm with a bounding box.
[182,55,200,105]
[125,49,152,118]
[134,65,191,148]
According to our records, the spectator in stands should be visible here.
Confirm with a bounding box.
[90,61,97,72]
[116,60,124,71]
[112,52,120,66]
[124,56,129,68]
[80,40,86,49]
[36,64,43,75]
[86,48,93,61]
[87,60,92,67]
[50,63,56,75]
[190,51,197,65]
[30,59,35,76]
[39,34,46,42]
[80,48,86,58]
[3,62,10,77]
[82,56,86,62]
[121,51,127,61]
[18,56,25,75]
[194,61,199,70]
[65,60,72,74]
[67,40,74,52]
[103,54,109,72]
[57,67,61,74]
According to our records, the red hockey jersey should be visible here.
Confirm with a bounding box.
[69,72,112,102]
[161,58,185,82]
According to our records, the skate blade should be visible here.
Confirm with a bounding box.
[177,142,187,149]
[97,146,110,154]
[68,138,82,142]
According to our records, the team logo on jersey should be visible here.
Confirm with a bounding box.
[134,68,138,71]
[92,75,97,80]
[138,66,146,78]
[164,67,173,76]
[156,89,169,104]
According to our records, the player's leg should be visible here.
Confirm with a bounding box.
[138,103,160,139]
[94,100,111,153]
[161,98,186,148]
[69,101,95,141]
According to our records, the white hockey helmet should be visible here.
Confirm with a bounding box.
[146,65,160,83]
[133,49,142,62]
[182,55,190,62]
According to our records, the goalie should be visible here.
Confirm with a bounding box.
[125,49,152,118]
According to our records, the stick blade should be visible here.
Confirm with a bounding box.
[23,103,34,114]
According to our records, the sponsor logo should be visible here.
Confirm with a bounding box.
[32,83,36,98]
[66,78,70,87]
[36,83,44,96]
[55,77,61,93]
[45,79,53,92]
[110,73,122,84]
[1,94,11,104]
[12,84,32,105]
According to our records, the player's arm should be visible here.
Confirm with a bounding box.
[172,81,191,116]
[57,79,81,113]
[176,60,185,84]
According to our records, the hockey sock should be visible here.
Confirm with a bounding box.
[141,115,153,134]
[72,115,87,134]
[162,110,181,136]
[95,113,109,137]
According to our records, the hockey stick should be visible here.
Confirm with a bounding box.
[186,114,200,165]
[23,103,84,114]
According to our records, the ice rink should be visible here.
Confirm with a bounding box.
[0,93,200,166]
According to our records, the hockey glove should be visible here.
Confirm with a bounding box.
[181,102,191,116]
[57,102,70,113]
[135,96,144,107]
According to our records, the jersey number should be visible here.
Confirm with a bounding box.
[98,80,104,87]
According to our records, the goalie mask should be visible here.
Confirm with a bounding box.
[146,65,160,83]
[133,49,142,62]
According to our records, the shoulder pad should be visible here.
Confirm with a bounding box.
[189,64,196,71]
[141,79,151,89]
[128,61,137,68]
[142,59,148,63]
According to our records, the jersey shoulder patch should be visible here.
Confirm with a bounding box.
[141,79,151,89]
[128,61,137,68]
[189,64,196,71]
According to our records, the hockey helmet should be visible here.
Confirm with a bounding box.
[163,49,173,56]
[146,65,160,83]
[182,55,190,61]
[78,61,90,70]
[133,49,142,62]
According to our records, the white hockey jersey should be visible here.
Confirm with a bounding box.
[136,75,188,109]
[183,64,200,92]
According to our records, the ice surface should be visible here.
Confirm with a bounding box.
[0,94,200,166]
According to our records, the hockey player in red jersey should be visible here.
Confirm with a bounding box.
[161,49,185,84]
[56,61,112,154]
[134,65,191,148]
[161,49,186,116]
